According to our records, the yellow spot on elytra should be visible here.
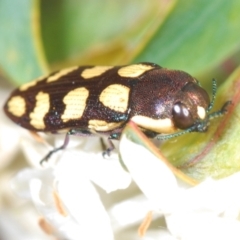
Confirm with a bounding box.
[131,115,176,133]
[197,106,206,119]
[29,92,50,129]
[81,66,113,79]
[20,81,37,91]
[118,64,154,77]
[47,66,78,82]
[61,87,89,122]
[88,119,123,132]
[19,76,45,91]
[99,84,130,113]
[7,96,26,117]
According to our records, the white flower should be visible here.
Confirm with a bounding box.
[120,134,240,240]
[5,127,240,240]
[10,136,132,240]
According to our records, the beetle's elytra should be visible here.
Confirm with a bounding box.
[4,62,229,161]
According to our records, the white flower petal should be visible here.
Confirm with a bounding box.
[56,149,131,193]
[166,212,240,240]
[117,228,176,240]
[119,135,178,209]
[18,166,114,240]
[57,169,114,240]
[13,157,115,240]
[120,134,240,239]
[11,168,51,199]
[172,172,240,215]
[87,153,131,192]
[109,195,150,228]
[0,209,52,240]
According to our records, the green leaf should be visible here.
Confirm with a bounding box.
[41,0,175,67]
[0,0,47,85]
[135,0,240,78]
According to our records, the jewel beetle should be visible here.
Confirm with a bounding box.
[3,62,229,162]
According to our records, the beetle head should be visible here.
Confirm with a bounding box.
[172,81,210,131]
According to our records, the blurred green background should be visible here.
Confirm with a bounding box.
[1,0,239,85]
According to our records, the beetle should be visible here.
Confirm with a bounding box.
[3,62,229,162]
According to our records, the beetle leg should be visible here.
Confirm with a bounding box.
[102,138,115,157]
[40,130,71,164]
[40,129,93,164]
[102,133,121,157]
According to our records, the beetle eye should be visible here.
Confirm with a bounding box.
[172,102,194,129]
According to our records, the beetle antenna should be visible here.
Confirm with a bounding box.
[208,100,232,120]
[207,78,217,113]
[157,125,197,140]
